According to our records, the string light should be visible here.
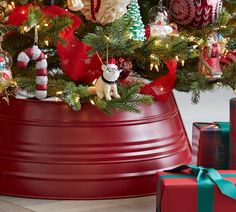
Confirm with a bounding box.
[154,64,159,72]
[56,91,63,95]
[104,36,110,42]
[44,40,49,46]
[92,79,97,85]
[75,96,80,103]
[150,63,154,70]
[90,100,95,105]
[23,26,28,32]
[181,60,185,66]
[189,36,195,42]
[154,40,161,46]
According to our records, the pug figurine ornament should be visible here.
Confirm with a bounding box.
[95,59,122,101]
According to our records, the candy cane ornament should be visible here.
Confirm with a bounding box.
[17,45,48,99]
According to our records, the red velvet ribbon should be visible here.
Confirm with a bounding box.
[90,0,101,21]
[140,59,177,102]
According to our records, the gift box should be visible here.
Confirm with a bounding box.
[192,122,230,169]
[156,165,236,212]
[230,98,236,169]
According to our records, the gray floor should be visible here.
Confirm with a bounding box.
[0,87,235,212]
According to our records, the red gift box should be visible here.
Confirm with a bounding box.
[156,168,236,212]
[192,122,230,169]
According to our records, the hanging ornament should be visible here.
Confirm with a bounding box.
[17,26,48,100]
[198,31,222,79]
[0,51,13,85]
[168,0,222,28]
[0,1,15,23]
[116,58,133,80]
[95,58,122,101]
[67,0,84,11]
[80,0,130,25]
[145,3,177,39]
[17,45,48,99]
[0,36,13,85]
[125,0,145,41]
[145,0,177,38]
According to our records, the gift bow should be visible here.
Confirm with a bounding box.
[181,165,236,201]
[158,165,236,212]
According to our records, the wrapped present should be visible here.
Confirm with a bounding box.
[230,98,236,169]
[192,122,230,169]
[157,165,236,212]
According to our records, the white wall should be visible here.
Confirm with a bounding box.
[174,87,235,144]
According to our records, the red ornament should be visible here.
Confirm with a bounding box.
[116,58,133,80]
[140,59,177,102]
[145,25,151,38]
[220,50,236,66]
[2,72,10,80]
[168,0,222,28]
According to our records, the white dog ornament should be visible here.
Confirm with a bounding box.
[95,63,122,101]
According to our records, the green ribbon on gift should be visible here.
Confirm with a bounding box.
[157,165,236,212]
[215,122,230,169]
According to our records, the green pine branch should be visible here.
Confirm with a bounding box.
[60,82,81,111]
[221,62,236,89]
[175,67,215,104]
[83,17,142,59]
[0,24,17,37]
[93,83,153,114]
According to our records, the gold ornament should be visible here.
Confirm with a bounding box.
[67,0,84,11]
[0,1,15,23]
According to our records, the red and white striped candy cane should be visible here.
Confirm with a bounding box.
[17,45,48,99]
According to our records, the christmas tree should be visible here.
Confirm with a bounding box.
[0,0,235,201]
[0,0,235,113]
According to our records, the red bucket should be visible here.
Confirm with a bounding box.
[0,94,191,199]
